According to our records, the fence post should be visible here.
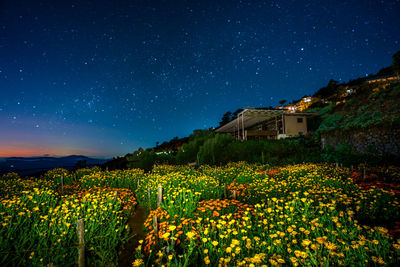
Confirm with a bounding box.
[233,190,237,200]
[61,176,64,195]
[147,187,151,210]
[77,219,85,267]
[153,215,158,237]
[157,185,163,207]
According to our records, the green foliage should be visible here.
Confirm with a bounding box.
[126,150,157,172]
[175,130,214,164]
[198,134,235,165]
[316,82,400,133]
[317,114,343,132]
[321,144,360,165]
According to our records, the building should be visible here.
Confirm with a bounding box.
[366,75,400,84]
[215,108,317,140]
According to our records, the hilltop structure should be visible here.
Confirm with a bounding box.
[215,108,317,140]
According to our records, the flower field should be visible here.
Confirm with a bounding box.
[1,163,400,266]
[0,169,140,266]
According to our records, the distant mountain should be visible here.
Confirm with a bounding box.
[0,155,110,176]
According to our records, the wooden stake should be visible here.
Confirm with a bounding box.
[157,185,163,207]
[153,216,158,237]
[137,179,140,188]
[77,219,85,267]
[233,190,237,200]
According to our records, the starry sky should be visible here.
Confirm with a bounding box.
[0,0,399,158]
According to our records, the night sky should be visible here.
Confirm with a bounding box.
[1,0,399,158]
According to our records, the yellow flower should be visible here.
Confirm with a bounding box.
[212,241,219,246]
[202,238,208,243]
[301,239,312,247]
[132,259,144,267]
[204,256,210,265]
[162,232,170,239]
[169,225,176,231]
[203,249,209,254]
[231,239,240,246]
[186,231,196,239]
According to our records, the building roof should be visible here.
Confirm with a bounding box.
[215,108,317,133]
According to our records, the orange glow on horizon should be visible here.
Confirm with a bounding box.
[0,144,105,158]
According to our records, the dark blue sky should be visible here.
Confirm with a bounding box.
[1,0,399,157]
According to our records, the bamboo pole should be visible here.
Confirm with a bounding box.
[77,219,85,267]
[157,185,163,207]
[153,216,158,237]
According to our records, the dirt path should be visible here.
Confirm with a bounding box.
[118,206,148,266]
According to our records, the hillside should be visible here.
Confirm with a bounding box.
[309,80,400,133]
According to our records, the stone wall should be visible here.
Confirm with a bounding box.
[321,126,400,156]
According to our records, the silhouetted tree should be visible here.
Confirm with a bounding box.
[313,79,339,99]
[279,99,287,105]
[232,108,244,118]
[219,111,232,126]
